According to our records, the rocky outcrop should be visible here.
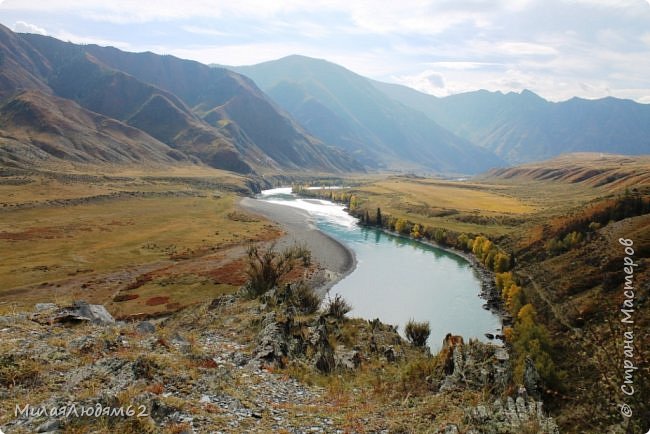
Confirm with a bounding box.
[254,311,292,366]
[431,334,558,433]
[437,337,511,394]
[463,394,560,433]
[523,356,542,399]
[52,301,115,325]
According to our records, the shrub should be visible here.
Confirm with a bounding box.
[405,319,430,347]
[244,243,311,298]
[292,282,321,314]
[326,294,351,320]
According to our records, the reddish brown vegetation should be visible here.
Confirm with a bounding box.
[145,296,170,306]
[112,293,139,302]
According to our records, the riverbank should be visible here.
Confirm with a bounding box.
[239,197,357,296]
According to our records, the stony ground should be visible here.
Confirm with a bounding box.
[0,294,559,434]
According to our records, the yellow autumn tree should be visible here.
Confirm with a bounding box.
[395,218,409,234]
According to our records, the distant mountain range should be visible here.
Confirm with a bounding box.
[232,55,650,167]
[373,82,650,164]
[231,55,503,173]
[1,24,648,176]
[0,25,360,173]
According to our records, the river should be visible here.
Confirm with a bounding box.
[258,187,501,350]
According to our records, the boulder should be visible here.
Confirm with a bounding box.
[53,301,115,325]
[136,321,156,334]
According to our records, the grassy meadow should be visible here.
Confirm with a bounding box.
[0,169,281,317]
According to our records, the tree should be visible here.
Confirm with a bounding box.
[494,252,510,272]
[395,218,409,234]
[365,210,371,226]
[376,208,382,227]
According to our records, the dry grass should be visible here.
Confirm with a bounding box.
[0,173,281,315]
[486,152,650,191]
[334,176,537,235]
[363,177,536,214]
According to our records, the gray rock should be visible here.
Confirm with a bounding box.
[335,349,361,370]
[523,356,541,398]
[34,303,58,312]
[442,424,459,434]
[53,301,115,325]
[383,345,398,362]
[136,321,156,334]
[36,419,60,432]
[68,335,96,352]
[254,312,289,365]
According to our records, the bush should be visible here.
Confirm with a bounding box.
[244,243,311,298]
[405,319,430,347]
[326,294,351,320]
[292,282,321,314]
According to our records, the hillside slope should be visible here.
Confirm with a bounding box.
[0,89,189,169]
[231,55,504,174]
[0,25,361,174]
[485,153,650,191]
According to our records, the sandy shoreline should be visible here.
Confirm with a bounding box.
[239,197,356,296]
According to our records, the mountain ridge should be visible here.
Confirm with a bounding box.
[372,81,650,164]
[230,55,506,174]
[0,26,362,174]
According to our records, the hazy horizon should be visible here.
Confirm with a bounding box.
[1,0,649,103]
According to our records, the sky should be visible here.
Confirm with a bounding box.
[1,0,650,103]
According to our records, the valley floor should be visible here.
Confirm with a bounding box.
[1,157,648,433]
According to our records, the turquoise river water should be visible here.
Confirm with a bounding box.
[259,188,501,350]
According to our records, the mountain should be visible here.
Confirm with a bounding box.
[230,55,504,174]
[373,82,650,164]
[0,90,188,168]
[0,25,361,173]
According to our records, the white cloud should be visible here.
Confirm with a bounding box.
[641,32,650,47]
[496,42,557,56]
[392,70,449,96]
[181,25,228,37]
[52,30,132,50]
[1,0,649,102]
[12,20,47,35]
